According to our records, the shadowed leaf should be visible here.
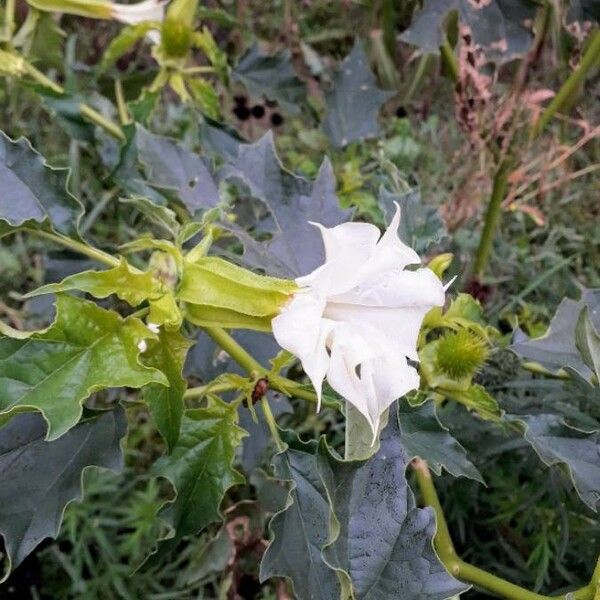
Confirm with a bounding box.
[0,408,126,581]
[322,40,394,148]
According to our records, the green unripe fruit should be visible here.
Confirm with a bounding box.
[436,329,489,380]
[161,18,193,58]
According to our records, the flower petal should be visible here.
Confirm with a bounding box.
[324,268,445,360]
[326,324,419,438]
[296,221,380,295]
[272,291,332,410]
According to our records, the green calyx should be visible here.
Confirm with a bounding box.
[178,256,297,332]
[435,329,489,380]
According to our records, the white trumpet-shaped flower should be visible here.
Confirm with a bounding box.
[272,205,446,438]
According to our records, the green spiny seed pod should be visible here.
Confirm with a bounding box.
[436,329,489,380]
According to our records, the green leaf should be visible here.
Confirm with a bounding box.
[143,329,192,452]
[510,297,593,380]
[320,415,469,600]
[259,434,342,600]
[154,398,246,538]
[222,132,351,277]
[25,257,162,306]
[0,130,83,239]
[233,43,305,114]
[0,295,167,440]
[513,414,600,512]
[400,0,535,64]
[114,124,219,216]
[397,398,483,482]
[98,22,157,74]
[321,40,394,148]
[0,408,126,581]
[120,196,181,239]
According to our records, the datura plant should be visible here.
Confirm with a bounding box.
[1,2,600,599]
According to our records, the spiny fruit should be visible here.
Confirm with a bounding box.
[436,329,489,380]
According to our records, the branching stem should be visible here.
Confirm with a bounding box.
[412,458,598,600]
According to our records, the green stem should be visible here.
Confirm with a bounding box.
[7,52,125,141]
[261,397,285,452]
[413,458,597,600]
[26,229,120,268]
[440,36,459,83]
[184,381,238,399]
[202,326,339,409]
[3,0,16,42]
[114,79,130,125]
[534,31,600,137]
[472,159,511,278]
[403,53,431,105]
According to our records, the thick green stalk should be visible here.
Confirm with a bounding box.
[3,0,16,41]
[413,458,597,600]
[202,327,339,409]
[184,381,238,399]
[534,31,600,137]
[472,159,511,278]
[440,36,459,83]
[261,397,285,452]
[27,229,120,268]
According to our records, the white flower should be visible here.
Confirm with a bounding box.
[272,205,446,438]
[111,0,167,43]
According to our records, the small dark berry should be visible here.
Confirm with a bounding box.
[251,104,266,118]
[395,106,407,118]
[233,95,247,106]
[270,112,284,126]
[233,105,251,121]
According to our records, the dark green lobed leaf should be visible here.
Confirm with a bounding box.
[0,130,83,239]
[221,132,351,277]
[513,414,600,512]
[397,399,483,483]
[0,408,126,581]
[233,43,306,114]
[322,40,395,148]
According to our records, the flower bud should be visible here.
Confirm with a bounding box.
[161,0,198,57]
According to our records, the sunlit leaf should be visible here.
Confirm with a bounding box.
[143,329,193,452]
[0,295,167,440]
[154,398,246,537]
